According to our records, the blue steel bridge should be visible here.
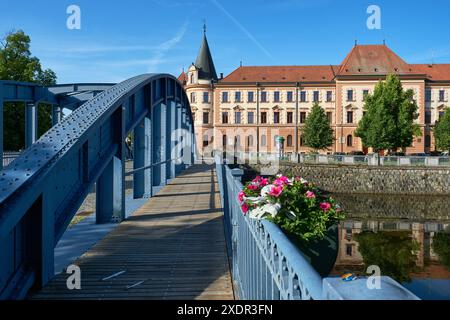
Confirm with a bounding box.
[0,74,418,300]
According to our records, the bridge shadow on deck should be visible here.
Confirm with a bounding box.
[32,165,234,300]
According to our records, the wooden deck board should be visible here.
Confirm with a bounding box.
[32,165,234,300]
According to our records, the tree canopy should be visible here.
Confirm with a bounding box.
[434,107,450,152]
[302,103,334,152]
[0,30,57,151]
[355,74,421,153]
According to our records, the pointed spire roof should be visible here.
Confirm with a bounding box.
[195,32,218,81]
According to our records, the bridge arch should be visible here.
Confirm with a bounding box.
[0,74,195,299]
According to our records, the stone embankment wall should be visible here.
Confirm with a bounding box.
[248,163,450,195]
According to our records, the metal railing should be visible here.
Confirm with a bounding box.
[215,155,420,300]
[220,151,450,167]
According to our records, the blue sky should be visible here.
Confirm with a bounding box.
[1,0,449,83]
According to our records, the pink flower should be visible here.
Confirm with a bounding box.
[260,178,269,186]
[241,203,249,215]
[306,191,315,199]
[238,191,245,202]
[269,186,283,198]
[320,202,331,212]
[248,184,258,190]
[252,176,262,183]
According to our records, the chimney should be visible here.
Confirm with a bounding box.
[220,73,223,79]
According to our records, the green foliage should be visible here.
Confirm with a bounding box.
[0,30,57,151]
[240,176,345,242]
[434,107,450,152]
[355,231,420,283]
[432,231,450,270]
[269,181,344,242]
[355,74,420,152]
[302,103,334,152]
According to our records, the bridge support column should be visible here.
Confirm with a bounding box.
[168,100,176,179]
[96,155,123,223]
[0,86,3,171]
[152,102,167,188]
[96,106,125,223]
[175,103,182,174]
[133,115,152,198]
[52,105,61,126]
[25,102,38,148]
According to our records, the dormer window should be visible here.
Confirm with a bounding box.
[190,73,194,84]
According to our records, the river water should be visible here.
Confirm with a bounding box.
[330,193,450,300]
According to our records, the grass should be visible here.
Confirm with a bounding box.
[69,211,94,227]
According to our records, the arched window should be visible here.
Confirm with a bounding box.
[247,135,254,147]
[347,135,353,147]
[261,135,267,147]
[190,73,194,84]
[287,135,293,147]
[222,135,227,147]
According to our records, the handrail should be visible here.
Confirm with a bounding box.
[124,157,182,176]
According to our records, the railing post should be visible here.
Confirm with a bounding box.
[25,102,38,148]
[230,167,243,287]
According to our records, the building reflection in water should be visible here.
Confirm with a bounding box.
[330,193,450,299]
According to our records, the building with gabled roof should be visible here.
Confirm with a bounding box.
[180,35,450,156]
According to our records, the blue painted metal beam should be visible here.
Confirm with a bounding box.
[51,106,61,126]
[0,83,3,171]
[25,103,38,148]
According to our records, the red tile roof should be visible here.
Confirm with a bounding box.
[411,64,450,81]
[218,45,450,84]
[337,45,415,75]
[178,71,187,83]
[221,65,339,83]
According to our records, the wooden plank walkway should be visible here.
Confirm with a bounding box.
[32,164,235,300]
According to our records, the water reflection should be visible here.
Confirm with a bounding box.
[330,193,450,300]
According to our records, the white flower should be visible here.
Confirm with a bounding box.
[260,185,274,198]
[300,178,308,184]
[244,196,265,205]
[249,203,282,220]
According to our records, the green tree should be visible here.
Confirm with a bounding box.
[0,30,57,151]
[432,231,450,270]
[355,74,420,153]
[434,107,450,152]
[355,231,420,283]
[302,103,334,152]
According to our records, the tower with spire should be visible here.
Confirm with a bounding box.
[182,24,218,156]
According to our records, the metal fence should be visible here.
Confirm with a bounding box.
[215,155,420,300]
[219,151,450,167]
